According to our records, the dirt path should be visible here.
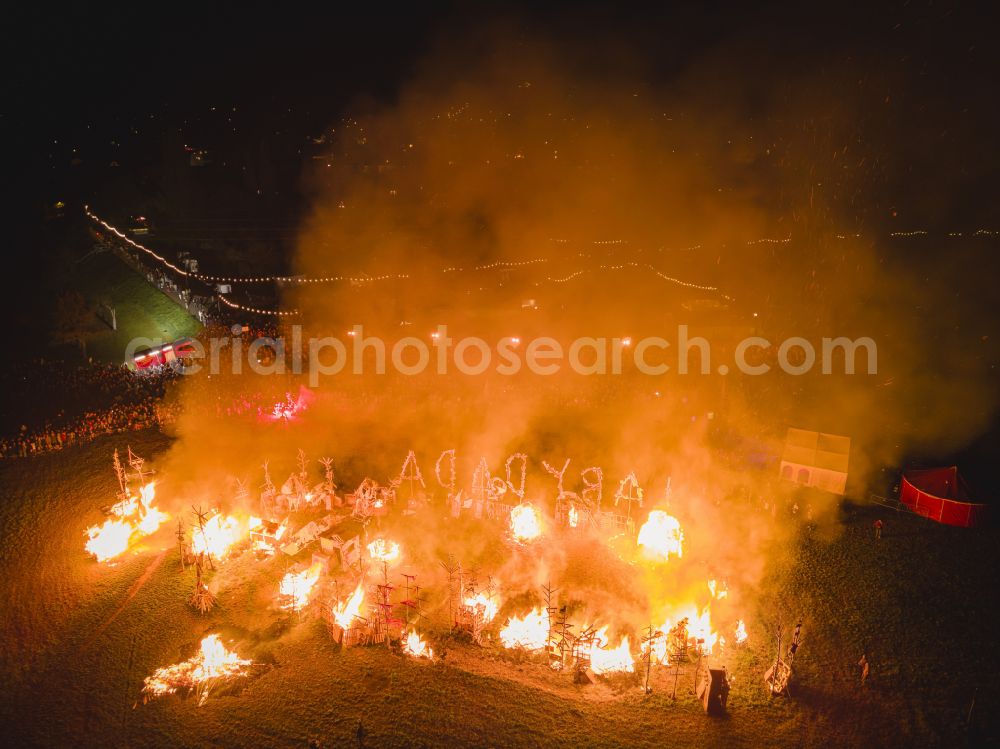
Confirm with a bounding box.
[82,550,169,650]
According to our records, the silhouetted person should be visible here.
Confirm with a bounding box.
[873,519,883,540]
[356,720,366,748]
[858,653,870,684]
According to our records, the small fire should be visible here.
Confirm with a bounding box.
[499,607,550,650]
[142,634,251,706]
[509,502,543,542]
[402,630,434,659]
[568,504,579,528]
[191,513,244,560]
[688,607,719,654]
[279,562,323,610]
[135,483,168,535]
[707,579,728,600]
[264,387,312,422]
[367,538,401,563]
[85,482,167,562]
[645,628,669,665]
[110,495,139,518]
[463,592,499,624]
[249,517,288,556]
[589,627,635,674]
[85,519,134,562]
[656,605,719,657]
[637,510,684,561]
[734,619,748,644]
[332,583,366,629]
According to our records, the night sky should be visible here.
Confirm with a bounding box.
[5,1,1000,337]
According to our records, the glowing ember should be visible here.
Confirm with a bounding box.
[332,583,366,628]
[734,619,748,644]
[142,634,251,706]
[590,627,635,674]
[402,630,434,659]
[367,538,401,563]
[637,510,684,561]
[463,592,499,624]
[85,482,167,562]
[191,513,244,560]
[279,562,323,610]
[499,607,550,650]
[509,502,542,542]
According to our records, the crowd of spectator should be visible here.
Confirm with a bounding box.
[0,361,181,459]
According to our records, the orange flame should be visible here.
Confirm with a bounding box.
[279,562,323,610]
[590,627,635,674]
[367,538,401,563]
[637,510,684,561]
[85,518,134,562]
[403,630,434,659]
[510,503,543,542]
[707,579,728,599]
[734,619,748,644]
[142,634,251,706]
[332,583,366,629]
[192,513,244,560]
[463,592,499,624]
[85,482,167,562]
[655,604,719,657]
[499,607,550,650]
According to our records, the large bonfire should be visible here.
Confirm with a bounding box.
[86,439,749,704]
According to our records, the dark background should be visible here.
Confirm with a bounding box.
[4,1,999,347]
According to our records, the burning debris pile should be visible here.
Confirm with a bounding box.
[141,635,252,706]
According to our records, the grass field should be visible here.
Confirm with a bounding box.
[70,251,201,363]
[1,432,998,748]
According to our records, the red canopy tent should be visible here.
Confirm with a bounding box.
[899,466,988,527]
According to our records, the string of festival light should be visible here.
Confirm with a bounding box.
[86,207,997,317]
[216,292,299,317]
[87,209,718,292]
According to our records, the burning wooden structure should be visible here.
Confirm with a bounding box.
[348,478,395,520]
